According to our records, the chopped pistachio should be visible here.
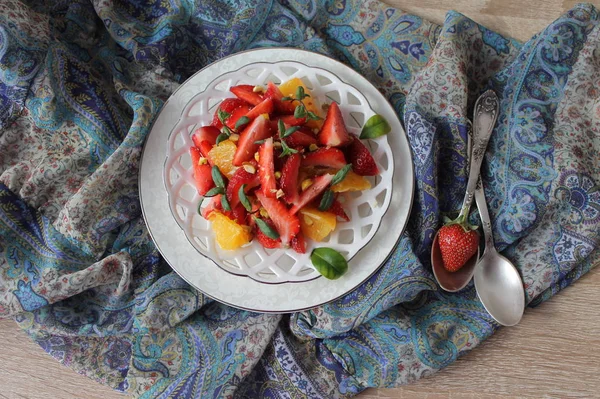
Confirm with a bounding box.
[229,133,239,142]
[301,179,313,191]
[242,163,256,174]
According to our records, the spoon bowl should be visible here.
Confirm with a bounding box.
[431,232,480,292]
[474,250,525,326]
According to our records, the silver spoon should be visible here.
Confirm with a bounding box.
[473,179,525,326]
[431,90,499,292]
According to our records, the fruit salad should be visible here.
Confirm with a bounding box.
[188,78,386,258]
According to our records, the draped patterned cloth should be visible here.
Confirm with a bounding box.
[0,1,598,397]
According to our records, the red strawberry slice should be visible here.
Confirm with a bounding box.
[255,219,282,249]
[280,153,301,204]
[201,194,222,219]
[317,102,351,147]
[245,98,274,120]
[231,203,248,226]
[290,173,334,215]
[255,191,300,246]
[258,137,277,197]
[291,232,307,254]
[226,161,260,207]
[282,129,318,148]
[438,224,480,272]
[345,135,379,176]
[211,98,251,129]
[198,141,214,161]
[230,84,263,106]
[301,147,346,169]
[189,146,214,195]
[264,81,296,114]
[277,114,306,126]
[330,199,350,221]
[225,104,253,130]
[192,126,220,147]
[233,115,273,166]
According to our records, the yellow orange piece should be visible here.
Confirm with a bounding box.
[208,140,237,178]
[332,171,371,193]
[278,77,323,129]
[299,207,337,242]
[209,212,252,250]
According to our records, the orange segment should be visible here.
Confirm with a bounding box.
[332,171,371,192]
[278,77,323,129]
[208,139,238,178]
[209,211,252,250]
[299,207,337,242]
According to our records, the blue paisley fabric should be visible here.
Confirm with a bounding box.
[0,0,599,397]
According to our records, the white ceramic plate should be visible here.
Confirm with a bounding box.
[163,61,394,284]
[140,48,414,313]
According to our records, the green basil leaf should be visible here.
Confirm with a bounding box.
[235,116,250,130]
[318,189,334,211]
[238,184,252,212]
[216,132,229,145]
[221,125,233,136]
[282,126,300,138]
[218,109,231,124]
[204,186,225,197]
[331,164,352,186]
[310,247,348,280]
[294,104,307,119]
[279,140,299,158]
[221,194,231,211]
[254,217,280,239]
[360,114,391,139]
[211,166,226,188]
[306,111,322,121]
[295,86,305,100]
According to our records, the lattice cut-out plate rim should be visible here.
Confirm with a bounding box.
[163,61,394,284]
[140,48,414,312]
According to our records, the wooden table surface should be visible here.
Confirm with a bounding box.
[2,1,600,398]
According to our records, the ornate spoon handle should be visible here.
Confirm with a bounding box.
[456,90,499,221]
[475,178,496,252]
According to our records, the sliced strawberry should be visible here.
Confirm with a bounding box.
[230,84,263,106]
[231,203,248,226]
[277,114,306,126]
[280,153,301,204]
[291,232,307,254]
[283,129,318,148]
[317,102,351,147]
[192,126,220,147]
[225,104,253,130]
[255,219,282,249]
[226,161,260,207]
[330,198,350,221]
[301,147,346,169]
[233,115,273,166]
[255,191,300,246]
[198,141,214,161]
[258,137,277,198]
[211,98,251,129]
[245,98,274,120]
[201,194,222,219]
[289,173,334,215]
[345,135,379,176]
[264,81,296,114]
[189,146,214,195]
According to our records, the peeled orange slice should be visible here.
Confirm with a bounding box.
[299,207,337,242]
[209,212,252,250]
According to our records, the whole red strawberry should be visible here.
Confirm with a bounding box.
[345,135,379,176]
[437,224,479,272]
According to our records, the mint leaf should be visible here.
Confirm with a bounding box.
[211,166,226,188]
[318,189,334,211]
[360,114,391,139]
[216,132,229,145]
[238,184,252,212]
[218,109,231,124]
[221,195,231,211]
[331,164,352,186]
[254,217,280,239]
[204,186,225,197]
[235,116,250,130]
[294,104,307,119]
[310,247,348,280]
